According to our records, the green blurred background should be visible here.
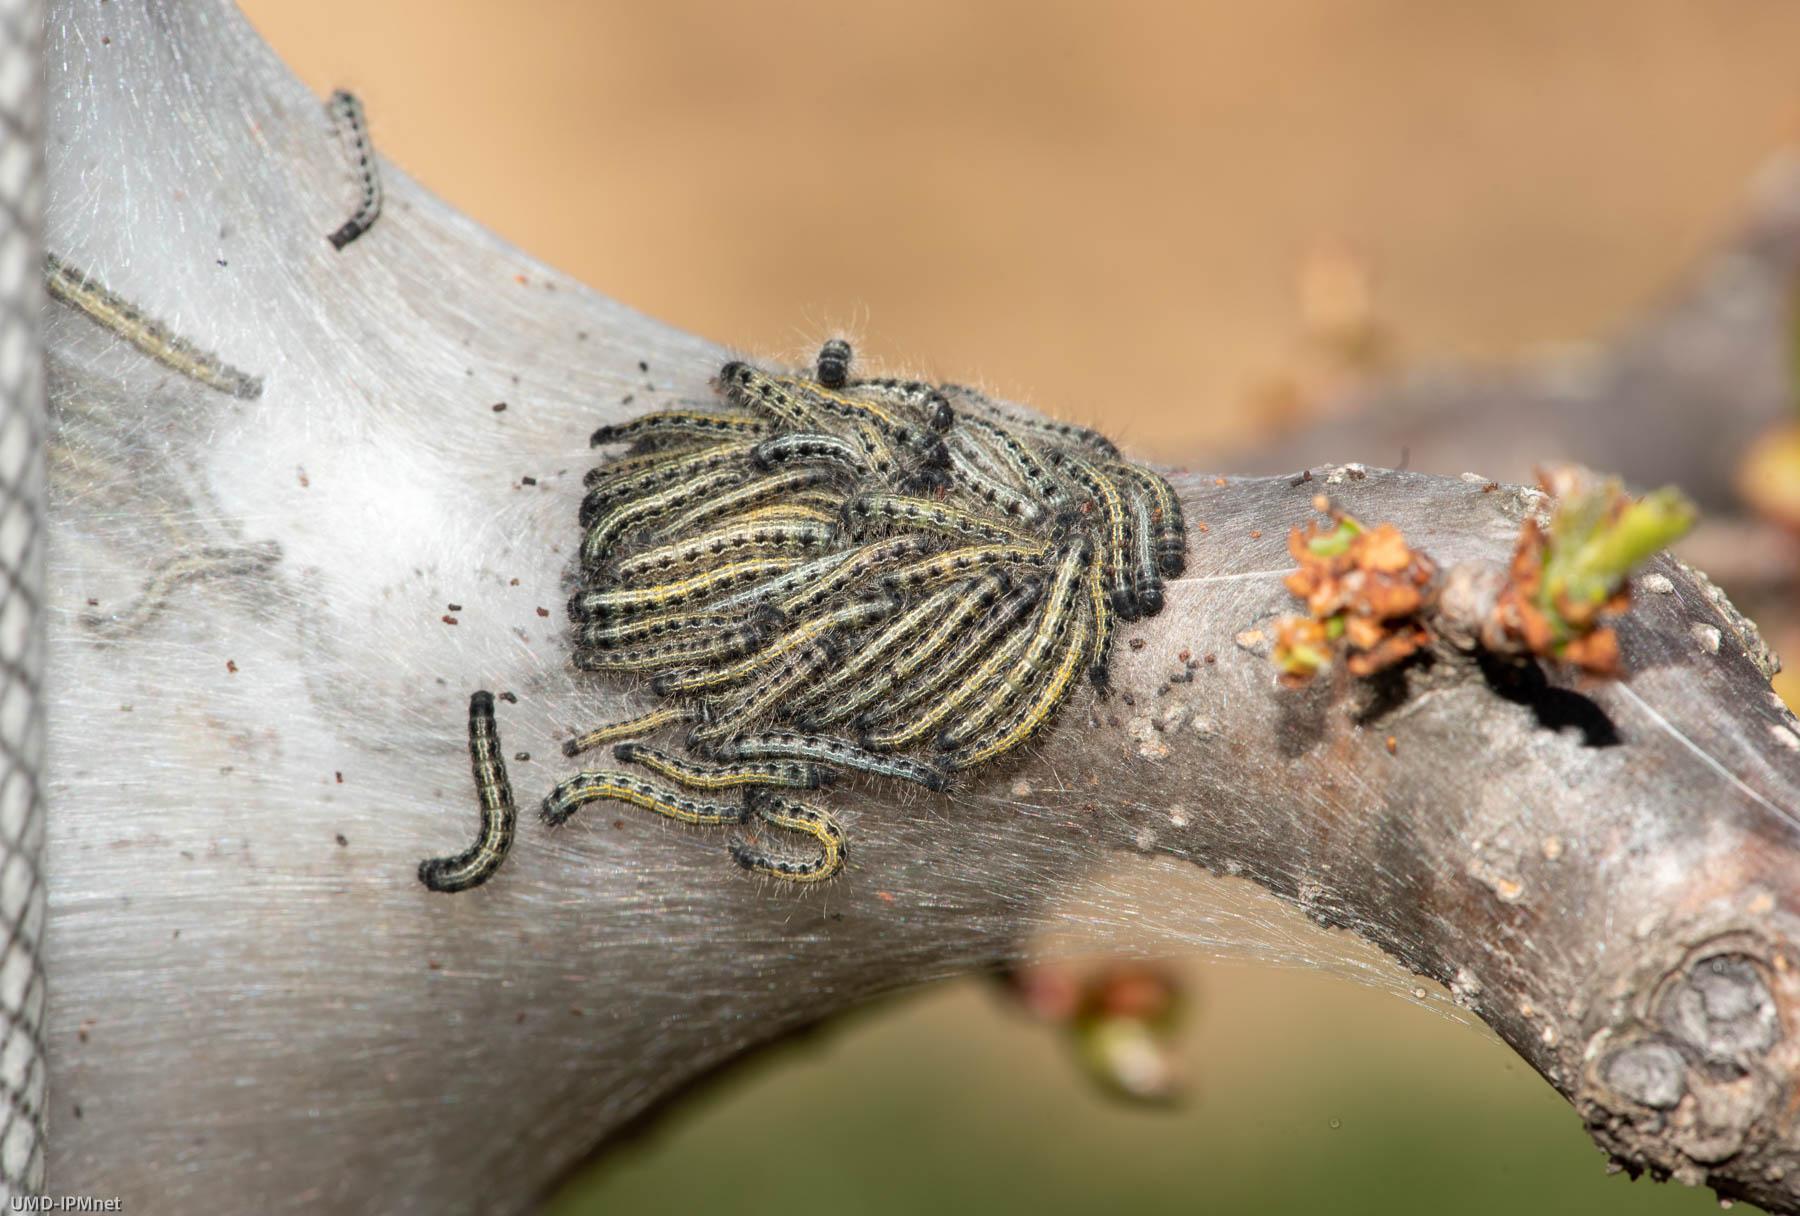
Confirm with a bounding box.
[236,3,1800,1210]
[542,965,1713,1216]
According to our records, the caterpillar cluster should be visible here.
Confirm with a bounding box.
[544,341,1186,883]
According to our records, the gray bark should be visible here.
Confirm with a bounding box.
[37,1,1800,1213]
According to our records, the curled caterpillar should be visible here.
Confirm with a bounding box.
[418,691,517,893]
[732,790,847,884]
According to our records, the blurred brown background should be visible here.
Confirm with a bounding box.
[246,0,1800,465]
[239,2,1800,1211]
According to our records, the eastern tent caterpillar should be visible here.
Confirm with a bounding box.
[79,542,282,638]
[714,730,949,792]
[45,253,264,400]
[325,89,383,250]
[866,613,1036,752]
[539,770,743,829]
[563,705,698,757]
[659,467,835,539]
[771,536,933,619]
[572,618,769,674]
[954,413,1072,508]
[580,465,753,568]
[870,542,1047,600]
[613,519,838,585]
[690,637,842,744]
[1116,460,1189,579]
[589,410,772,448]
[580,442,753,523]
[847,376,956,433]
[1047,449,1136,618]
[611,742,833,792]
[570,557,802,621]
[750,431,871,477]
[418,691,517,893]
[815,338,853,388]
[731,791,847,884]
[576,604,775,652]
[842,492,1042,547]
[1085,558,1117,691]
[1116,465,1166,616]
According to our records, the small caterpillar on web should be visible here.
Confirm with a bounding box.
[732,791,847,884]
[325,89,383,250]
[45,253,264,399]
[418,691,517,893]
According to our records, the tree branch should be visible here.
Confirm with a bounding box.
[1233,149,1800,512]
[40,2,1800,1212]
